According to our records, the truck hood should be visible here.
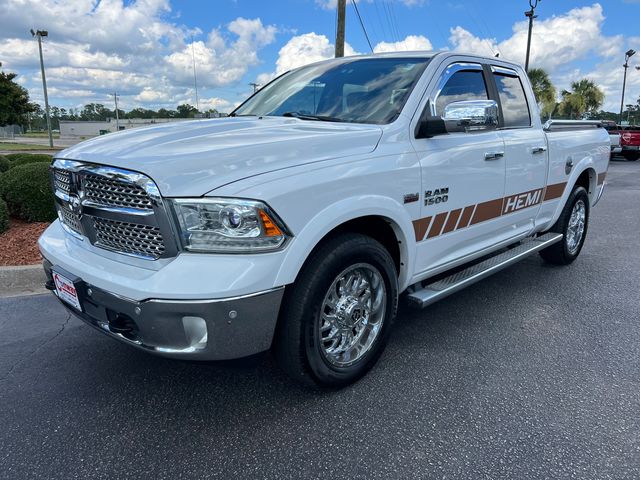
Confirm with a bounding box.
[56,117,383,197]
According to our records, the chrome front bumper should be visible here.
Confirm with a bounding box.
[43,259,284,360]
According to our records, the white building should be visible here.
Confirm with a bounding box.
[59,118,190,139]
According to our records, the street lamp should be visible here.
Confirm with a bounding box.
[619,49,636,125]
[31,28,53,148]
[524,0,541,73]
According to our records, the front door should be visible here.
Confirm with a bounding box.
[411,61,510,276]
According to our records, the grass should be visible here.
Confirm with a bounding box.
[0,142,62,151]
[22,132,61,139]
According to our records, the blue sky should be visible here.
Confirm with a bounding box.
[0,0,639,112]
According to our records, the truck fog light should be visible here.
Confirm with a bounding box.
[182,316,208,350]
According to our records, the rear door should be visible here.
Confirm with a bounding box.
[490,65,547,235]
[410,61,509,276]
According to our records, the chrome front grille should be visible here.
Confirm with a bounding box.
[83,174,154,210]
[51,160,175,260]
[53,169,71,194]
[58,205,82,234]
[93,218,166,258]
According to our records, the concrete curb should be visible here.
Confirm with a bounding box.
[0,264,47,298]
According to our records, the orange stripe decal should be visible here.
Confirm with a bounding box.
[413,182,571,243]
[442,208,462,234]
[412,216,432,242]
[427,212,448,238]
[470,198,503,225]
[543,182,567,201]
[457,205,475,230]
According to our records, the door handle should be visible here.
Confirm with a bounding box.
[531,146,547,154]
[484,151,504,160]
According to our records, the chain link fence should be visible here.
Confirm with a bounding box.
[0,125,24,139]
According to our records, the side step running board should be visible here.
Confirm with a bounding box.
[406,233,563,309]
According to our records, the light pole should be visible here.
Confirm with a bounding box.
[619,49,636,125]
[31,29,53,147]
[112,92,120,132]
[524,0,541,73]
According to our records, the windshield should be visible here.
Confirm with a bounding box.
[233,57,431,124]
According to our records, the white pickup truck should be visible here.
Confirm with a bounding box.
[40,52,609,387]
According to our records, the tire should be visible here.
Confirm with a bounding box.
[539,185,589,265]
[273,233,398,388]
[623,151,639,161]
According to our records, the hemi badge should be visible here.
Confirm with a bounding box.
[404,193,419,204]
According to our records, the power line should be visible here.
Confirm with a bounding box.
[372,0,389,42]
[351,0,373,52]
[386,0,401,41]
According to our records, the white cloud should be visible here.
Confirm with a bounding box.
[274,32,357,74]
[449,4,622,71]
[0,1,277,112]
[165,18,276,88]
[373,35,433,53]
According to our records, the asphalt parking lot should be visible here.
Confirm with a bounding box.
[1,160,639,479]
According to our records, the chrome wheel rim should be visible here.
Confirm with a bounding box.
[319,263,387,368]
[566,199,586,254]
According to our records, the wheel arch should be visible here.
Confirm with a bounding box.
[574,166,597,204]
[274,197,416,291]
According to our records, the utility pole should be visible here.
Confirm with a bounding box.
[31,29,53,148]
[524,0,541,73]
[335,0,346,58]
[619,49,636,124]
[249,82,260,93]
[190,35,199,111]
[112,92,120,132]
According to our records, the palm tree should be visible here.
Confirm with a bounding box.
[527,68,557,119]
[558,79,604,119]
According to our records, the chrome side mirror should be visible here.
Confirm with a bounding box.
[442,100,499,133]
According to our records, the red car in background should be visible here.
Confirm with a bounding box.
[619,126,640,161]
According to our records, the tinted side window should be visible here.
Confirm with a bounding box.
[493,74,531,128]
[435,70,488,115]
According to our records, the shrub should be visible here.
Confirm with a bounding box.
[0,155,10,173]
[0,162,56,222]
[5,153,26,162]
[0,198,8,233]
[8,153,53,168]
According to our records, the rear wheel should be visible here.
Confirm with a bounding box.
[539,185,589,265]
[623,151,639,161]
[274,233,398,388]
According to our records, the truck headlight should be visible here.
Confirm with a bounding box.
[170,198,290,253]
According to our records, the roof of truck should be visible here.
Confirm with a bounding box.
[299,50,525,72]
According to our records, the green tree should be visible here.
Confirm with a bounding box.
[557,79,604,119]
[527,68,557,119]
[176,104,198,118]
[0,71,36,127]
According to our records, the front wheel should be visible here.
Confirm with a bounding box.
[274,233,398,388]
[539,185,590,265]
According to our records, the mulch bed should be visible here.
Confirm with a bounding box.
[0,219,50,266]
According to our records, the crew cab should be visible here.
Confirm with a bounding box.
[39,52,610,388]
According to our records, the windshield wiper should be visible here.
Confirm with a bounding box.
[281,112,341,122]
[228,113,258,117]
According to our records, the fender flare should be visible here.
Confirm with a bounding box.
[545,158,597,230]
[273,195,416,291]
